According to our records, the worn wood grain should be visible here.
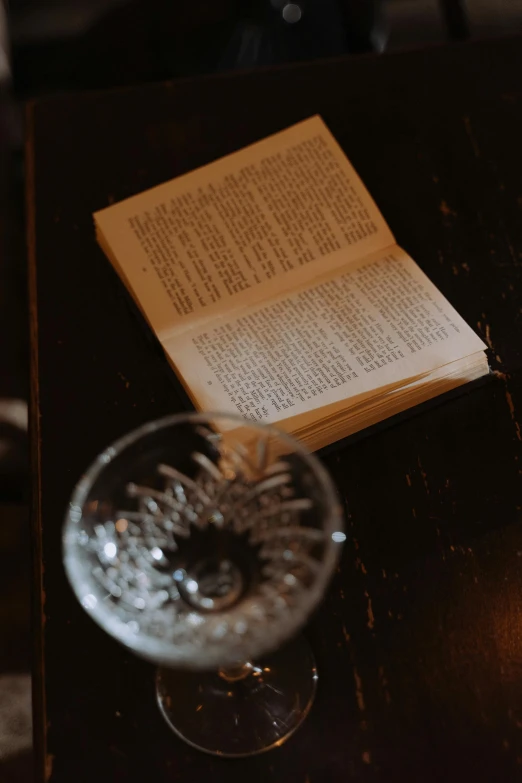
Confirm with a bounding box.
[28,34,522,782]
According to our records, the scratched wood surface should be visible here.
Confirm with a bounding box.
[27,35,522,782]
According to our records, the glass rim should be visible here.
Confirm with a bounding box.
[63,411,344,668]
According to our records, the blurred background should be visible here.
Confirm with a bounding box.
[0,0,521,779]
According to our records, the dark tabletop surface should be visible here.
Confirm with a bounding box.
[27,34,522,783]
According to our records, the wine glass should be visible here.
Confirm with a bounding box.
[63,412,344,757]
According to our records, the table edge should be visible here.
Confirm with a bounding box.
[26,98,49,783]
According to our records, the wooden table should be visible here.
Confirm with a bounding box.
[27,34,522,782]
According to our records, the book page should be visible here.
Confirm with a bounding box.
[163,247,486,425]
[276,352,488,441]
[226,353,488,454]
[94,115,394,339]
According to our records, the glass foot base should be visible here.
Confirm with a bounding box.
[156,636,318,757]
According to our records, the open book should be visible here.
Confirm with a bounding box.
[94,116,488,451]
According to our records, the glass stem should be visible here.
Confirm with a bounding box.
[218,661,255,682]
